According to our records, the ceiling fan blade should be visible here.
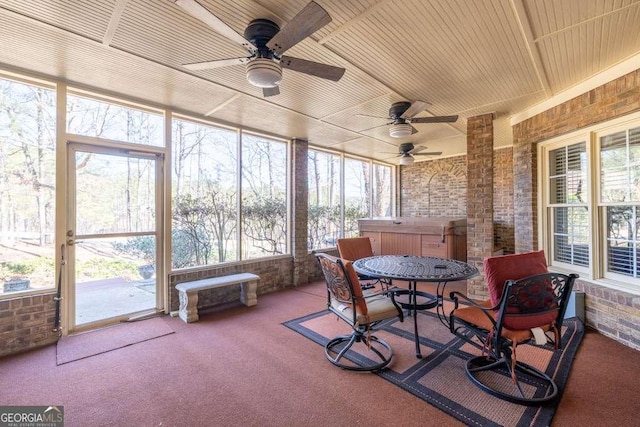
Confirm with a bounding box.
[413,152,443,156]
[174,0,257,53]
[400,100,429,119]
[266,1,332,55]
[280,56,345,81]
[410,115,459,124]
[263,86,280,97]
[183,57,250,71]
[410,145,429,154]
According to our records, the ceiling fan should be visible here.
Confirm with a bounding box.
[358,101,458,138]
[392,142,442,165]
[174,0,346,97]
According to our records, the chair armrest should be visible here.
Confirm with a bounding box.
[362,289,391,299]
[449,291,500,310]
[449,291,499,334]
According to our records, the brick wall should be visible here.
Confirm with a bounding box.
[493,147,514,254]
[0,293,59,358]
[400,156,467,217]
[466,113,495,300]
[399,150,514,255]
[168,257,294,312]
[573,282,640,350]
[291,138,311,285]
[513,69,640,349]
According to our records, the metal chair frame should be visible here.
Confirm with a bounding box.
[316,253,403,372]
[449,272,578,405]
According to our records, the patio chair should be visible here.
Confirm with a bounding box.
[337,237,390,290]
[315,253,403,372]
[449,271,578,405]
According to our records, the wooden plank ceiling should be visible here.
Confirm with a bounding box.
[0,0,639,163]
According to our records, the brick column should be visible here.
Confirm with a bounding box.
[512,136,537,253]
[466,113,495,300]
[291,138,309,285]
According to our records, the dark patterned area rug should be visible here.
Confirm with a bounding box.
[284,308,584,427]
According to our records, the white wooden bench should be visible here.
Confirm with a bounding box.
[175,273,260,323]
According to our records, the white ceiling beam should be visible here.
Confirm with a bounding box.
[509,0,551,96]
[316,0,393,45]
[103,0,130,46]
[205,93,242,116]
[534,2,640,43]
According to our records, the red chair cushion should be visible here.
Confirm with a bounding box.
[337,237,374,261]
[342,259,368,316]
[484,250,548,306]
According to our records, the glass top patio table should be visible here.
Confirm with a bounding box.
[353,255,479,358]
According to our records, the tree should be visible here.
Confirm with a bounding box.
[241,135,288,257]
[173,194,213,266]
[0,81,55,247]
[242,197,287,255]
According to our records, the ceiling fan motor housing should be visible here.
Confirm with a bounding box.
[399,142,415,153]
[244,19,282,88]
[244,19,280,52]
[389,101,412,119]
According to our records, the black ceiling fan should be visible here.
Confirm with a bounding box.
[391,142,442,165]
[174,0,346,97]
[358,101,458,138]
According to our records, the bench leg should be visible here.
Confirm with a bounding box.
[240,280,258,307]
[178,290,200,323]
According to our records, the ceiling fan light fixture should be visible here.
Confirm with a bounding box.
[246,58,282,88]
[389,123,413,138]
[398,153,414,166]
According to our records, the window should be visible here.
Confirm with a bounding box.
[0,76,56,295]
[541,113,640,293]
[599,126,640,279]
[171,122,289,267]
[547,143,589,267]
[307,150,395,249]
[372,163,393,217]
[344,158,371,237]
[241,133,288,259]
[307,149,340,250]
[67,92,164,146]
[171,118,238,268]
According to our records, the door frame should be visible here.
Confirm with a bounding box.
[64,138,166,333]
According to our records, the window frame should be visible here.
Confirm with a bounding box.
[0,73,58,298]
[539,111,640,295]
[239,129,291,259]
[595,122,640,284]
[307,146,342,251]
[544,141,591,273]
[306,145,396,250]
[169,115,291,269]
